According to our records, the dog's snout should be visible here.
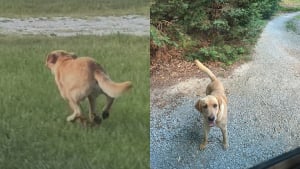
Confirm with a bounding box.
[208,116,215,122]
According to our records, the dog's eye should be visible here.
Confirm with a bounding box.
[203,105,208,109]
[213,104,218,108]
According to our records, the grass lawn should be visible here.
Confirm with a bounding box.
[280,0,300,12]
[0,0,150,17]
[0,35,149,169]
[286,13,300,35]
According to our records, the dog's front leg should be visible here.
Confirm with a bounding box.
[200,125,210,150]
[220,125,228,150]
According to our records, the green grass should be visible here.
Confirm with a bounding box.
[0,35,149,169]
[280,0,300,12]
[286,19,297,32]
[286,14,300,34]
[0,0,150,17]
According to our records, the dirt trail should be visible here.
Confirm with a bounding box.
[150,12,300,169]
[0,15,149,36]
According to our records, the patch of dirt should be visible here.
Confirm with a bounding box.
[150,47,247,89]
[0,15,149,36]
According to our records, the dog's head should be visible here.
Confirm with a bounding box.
[45,50,77,70]
[195,95,224,127]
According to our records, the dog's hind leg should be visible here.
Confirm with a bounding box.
[102,95,114,119]
[88,95,101,124]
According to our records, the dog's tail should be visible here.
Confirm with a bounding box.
[195,59,217,81]
[94,70,132,98]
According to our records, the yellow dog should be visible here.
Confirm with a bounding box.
[194,60,228,150]
[46,50,132,124]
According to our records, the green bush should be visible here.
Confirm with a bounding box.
[187,45,245,65]
[151,0,280,63]
[150,25,177,47]
[257,0,280,19]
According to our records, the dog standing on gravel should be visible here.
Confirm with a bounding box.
[194,59,228,150]
[45,50,132,125]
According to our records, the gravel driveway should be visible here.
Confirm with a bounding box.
[150,12,300,169]
[0,15,149,36]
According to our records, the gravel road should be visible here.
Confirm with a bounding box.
[150,12,300,169]
[0,15,149,36]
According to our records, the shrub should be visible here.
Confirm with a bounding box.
[187,45,245,65]
[151,0,280,64]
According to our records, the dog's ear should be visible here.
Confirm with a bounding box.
[195,99,204,112]
[195,100,200,111]
[216,96,225,113]
[46,53,58,64]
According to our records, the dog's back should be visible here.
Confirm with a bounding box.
[59,56,132,99]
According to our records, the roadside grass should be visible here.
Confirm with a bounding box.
[0,35,149,169]
[280,0,300,12]
[286,19,297,32]
[286,14,300,34]
[0,0,150,17]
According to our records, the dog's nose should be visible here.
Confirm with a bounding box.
[208,116,215,122]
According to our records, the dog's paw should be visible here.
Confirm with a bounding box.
[93,115,102,124]
[200,143,207,150]
[66,115,76,122]
[102,111,109,119]
[223,143,229,150]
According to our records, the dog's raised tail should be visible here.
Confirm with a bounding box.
[195,59,217,81]
[94,70,132,98]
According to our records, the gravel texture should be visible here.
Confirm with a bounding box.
[0,15,149,36]
[150,12,300,169]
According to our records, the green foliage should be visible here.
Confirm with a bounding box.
[286,15,300,34]
[151,0,280,64]
[150,25,177,47]
[256,0,280,19]
[286,20,297,32]
[187,45,245,65]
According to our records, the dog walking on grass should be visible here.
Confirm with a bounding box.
[45,50,132,125]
